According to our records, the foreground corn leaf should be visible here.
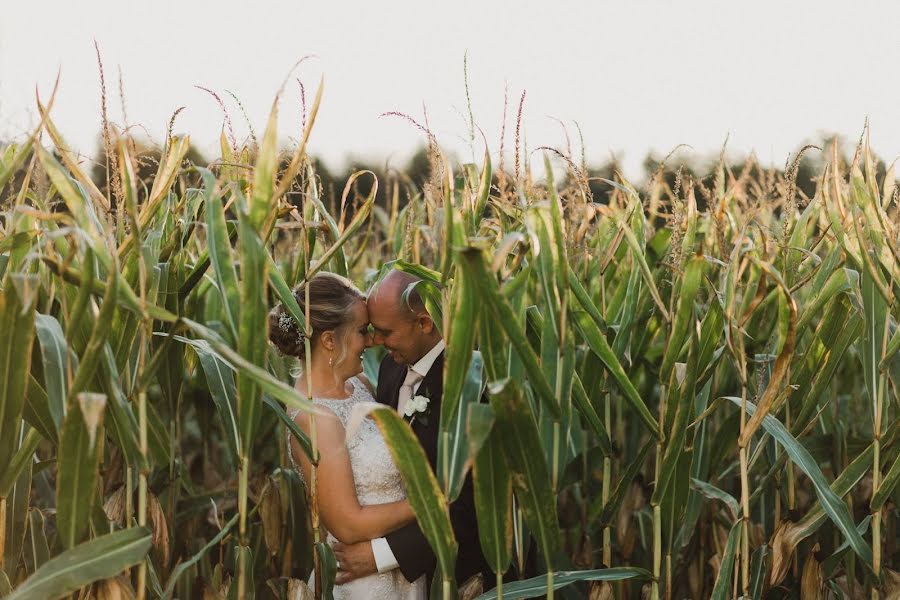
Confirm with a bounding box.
[442,252,480,437]
[56,393,106,549]
[7,527,151,600]
[487,379,559,567]
[236,209,268,451]
[472,567,652,600]
[0,279,38,478]
[371,407,458,584]
[470,405,511,578]
[439,352,484,502]
[176,326,315,413]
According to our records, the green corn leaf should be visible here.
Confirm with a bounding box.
[0,280,37,476]
[871,450,900,510]
[250,99,279,231]
[162,514,238,600]
[526,207,561,336]
[439,352,484,502]
[204,170,240,341]
[822,515,872,575]
[795,268,856,333]
[572,309,659,439]
[571,375,612,456]
[236,210,268,451]
[860,267,887,419]
[588,441,652,526]
[616,217,670,321]
[8,527,152,600]
[526,305,611,453]
[441,256,480,436]
[188,340,241,459]
[723,395,873,569]
[371,407,458,584]
[22,374,57,446]
[487,379,560,566]
[263,395,314,463]
[68,268,118,397]
[304,171,377,283]
[544,154,568,294]
[710,521,741,600]
[473,146,492,226]
[390,259,443,284]
[24,509,50,575]
[690,478,740,520]
[33,315,72,433]
[460,247,561,418]
[660,254,705,380]
[0,429,41,497]
[675,380,713,551]
[2,428,31,575]
[568,271,607,333]
[749,545,768,600]
[472,567,651,600]
[305,163,348,277]
[653,337,699,506]
[234,545,255,600]
[267,253,305,331]
[115,135,191,259]
[36,147,109,265]
[56,393,106,549]
[470,405,511,576]
[176,325,315,414]
[316,541,337,600]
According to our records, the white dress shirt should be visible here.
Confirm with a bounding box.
[372,339,445,574]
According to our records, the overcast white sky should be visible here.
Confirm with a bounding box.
[2,0,899,181]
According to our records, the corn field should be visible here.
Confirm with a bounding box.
[0,77,899,600]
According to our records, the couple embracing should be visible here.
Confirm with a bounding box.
[269,268,491,599]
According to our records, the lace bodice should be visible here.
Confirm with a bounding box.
[285,376,424,600]
[286,376,406,504]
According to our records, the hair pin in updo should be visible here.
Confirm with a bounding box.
[277,310,306,345]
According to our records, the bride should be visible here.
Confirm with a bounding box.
[268,272,425,600]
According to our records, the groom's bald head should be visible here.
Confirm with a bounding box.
[369,270,425,318]
[367,269,440,365]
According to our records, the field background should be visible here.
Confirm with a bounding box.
[0,73,899,600]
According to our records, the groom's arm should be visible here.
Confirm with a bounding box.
[384,487,479,583]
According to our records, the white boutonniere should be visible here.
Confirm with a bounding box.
[402,394,431,426]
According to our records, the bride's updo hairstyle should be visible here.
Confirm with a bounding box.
[268,272,365,360]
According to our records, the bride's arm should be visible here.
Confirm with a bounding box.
[290,409,415,544]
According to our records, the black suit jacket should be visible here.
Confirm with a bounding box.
[376,351,489,587]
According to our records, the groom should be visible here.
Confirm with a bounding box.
[333,268,490,590]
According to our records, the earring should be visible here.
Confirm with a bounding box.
[329,355,333,367]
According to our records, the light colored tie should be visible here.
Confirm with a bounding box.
[397,368,423,416]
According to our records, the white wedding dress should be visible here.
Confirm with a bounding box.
[287,376,426,600]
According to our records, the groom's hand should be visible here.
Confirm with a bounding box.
[333,541,377,584]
